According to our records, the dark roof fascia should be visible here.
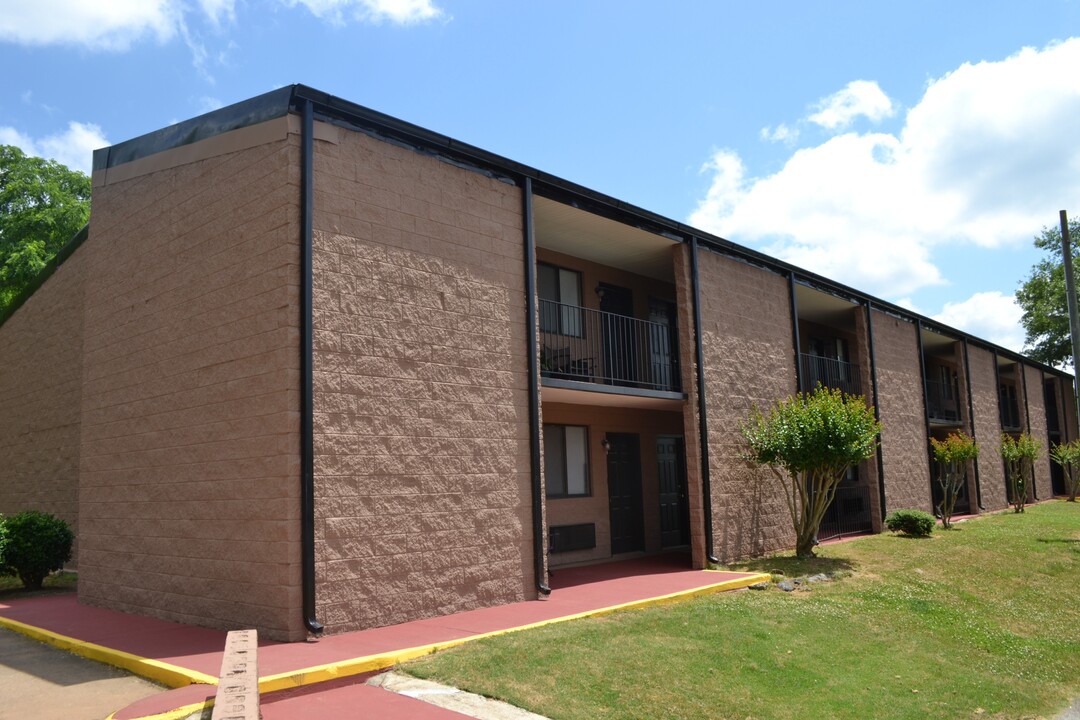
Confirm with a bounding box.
[85,83,1072,381]
[93,86,294,171]
[0,223,89,328]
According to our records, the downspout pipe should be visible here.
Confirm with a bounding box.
[865,302,887,520]
[961,339,983,510]
[689,238,719,564]
[523,178,551,596]
[300,99,324,635]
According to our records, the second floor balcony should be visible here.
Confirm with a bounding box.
[539,299,680,393]
[799,353,862,396]
[1000,386,1022,432]
[925,377,962,423]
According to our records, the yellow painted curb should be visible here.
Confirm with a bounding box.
[105,698,214,720]
[0,614,218,689]
[257,571,772,694]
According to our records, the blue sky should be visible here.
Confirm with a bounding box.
[2,0,1079,352]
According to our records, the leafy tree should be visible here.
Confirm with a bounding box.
[1016,216,1080,367]
[741,385,881,558]
[1049,439,1080,502]
[0,145,91,313]
[930,431,979,529]
[1000,433,1040,513]
[0,510,74,590]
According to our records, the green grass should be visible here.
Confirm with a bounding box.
[404,502,1080,720]
[0,570,77,596]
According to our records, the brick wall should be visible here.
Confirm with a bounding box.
[872,312,932,512]
[0,253,86,561]
[78,132,304,641]
[693,250,797,562]
[967,345,1006,510]
[1023,364,1053,500]
[310,127,533,633]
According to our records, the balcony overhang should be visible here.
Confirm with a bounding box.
[541,378,685,411]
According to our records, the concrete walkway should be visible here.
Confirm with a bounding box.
[0,626,164,720]
[0,556,767,719]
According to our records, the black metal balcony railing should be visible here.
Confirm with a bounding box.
[816,485,874,542]
[999,389,1022,431]
[539,299,680,393]
[925,378,961,423]
[799,354,861,396]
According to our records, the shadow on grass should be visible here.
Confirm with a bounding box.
[0,571,77,600]
[720,555,857,578]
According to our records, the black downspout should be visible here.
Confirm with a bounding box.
[915,321,936,513]
[300,100,323,635]
[523,178,550,596]
[789,273,802,390]
[689,238,719,564]
[1021,363,1036,500]
[961,339,983,510]
[865,302,887,521]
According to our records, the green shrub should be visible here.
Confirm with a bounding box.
[885,509,935,537]
[0,514,7,574]
[0,511,74,590]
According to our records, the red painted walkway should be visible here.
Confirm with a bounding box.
[0,555,764,719]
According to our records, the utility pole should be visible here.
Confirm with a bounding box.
[1060,210,1080,434]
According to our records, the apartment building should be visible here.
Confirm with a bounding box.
[0,85,1073,641]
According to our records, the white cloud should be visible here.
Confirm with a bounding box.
[283,0,444,24]
[0,1,180,50]
[933,291,1025,352]
[0,122,108,174]
[198,0,237,25]
[808,80,896,131]
[690,39,1080,301]
[760,123,799,145]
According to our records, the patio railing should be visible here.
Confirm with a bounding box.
[539,299,680,393]
[816,484,874,542]
[800,354,862,396]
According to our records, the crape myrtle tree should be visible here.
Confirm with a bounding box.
[1016,215,1080,367]
[929,431,979,529]
[0,145,90,313]
[1049,439,1080,502]
[741,385,881,559]
[1000,433,1041,513]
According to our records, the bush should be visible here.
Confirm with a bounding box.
[885,509,935,537]
[0,511,74,590]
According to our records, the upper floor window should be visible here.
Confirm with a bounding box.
[538,263,582,336]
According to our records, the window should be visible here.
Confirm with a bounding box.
[544,425,590,497]
[538,263,582,336]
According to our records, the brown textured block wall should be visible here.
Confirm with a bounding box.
[872,311,932,512]
[0,253,86,561]
[310,127,533,633]
[79,132,304,641]
[967,345,1006,511]
[1023,364,1053,500]
[692,250,797,562]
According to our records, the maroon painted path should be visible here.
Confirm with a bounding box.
[0,555,761,719]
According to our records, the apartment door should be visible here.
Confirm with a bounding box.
[600,283,635,384]
[648,299,678,391]
[657,435,689,547]
[607,432,645,554]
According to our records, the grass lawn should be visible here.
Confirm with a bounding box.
[404,502,1080,720]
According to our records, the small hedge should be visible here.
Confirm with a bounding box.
[885,509,935,537]
[0,511,74,590]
